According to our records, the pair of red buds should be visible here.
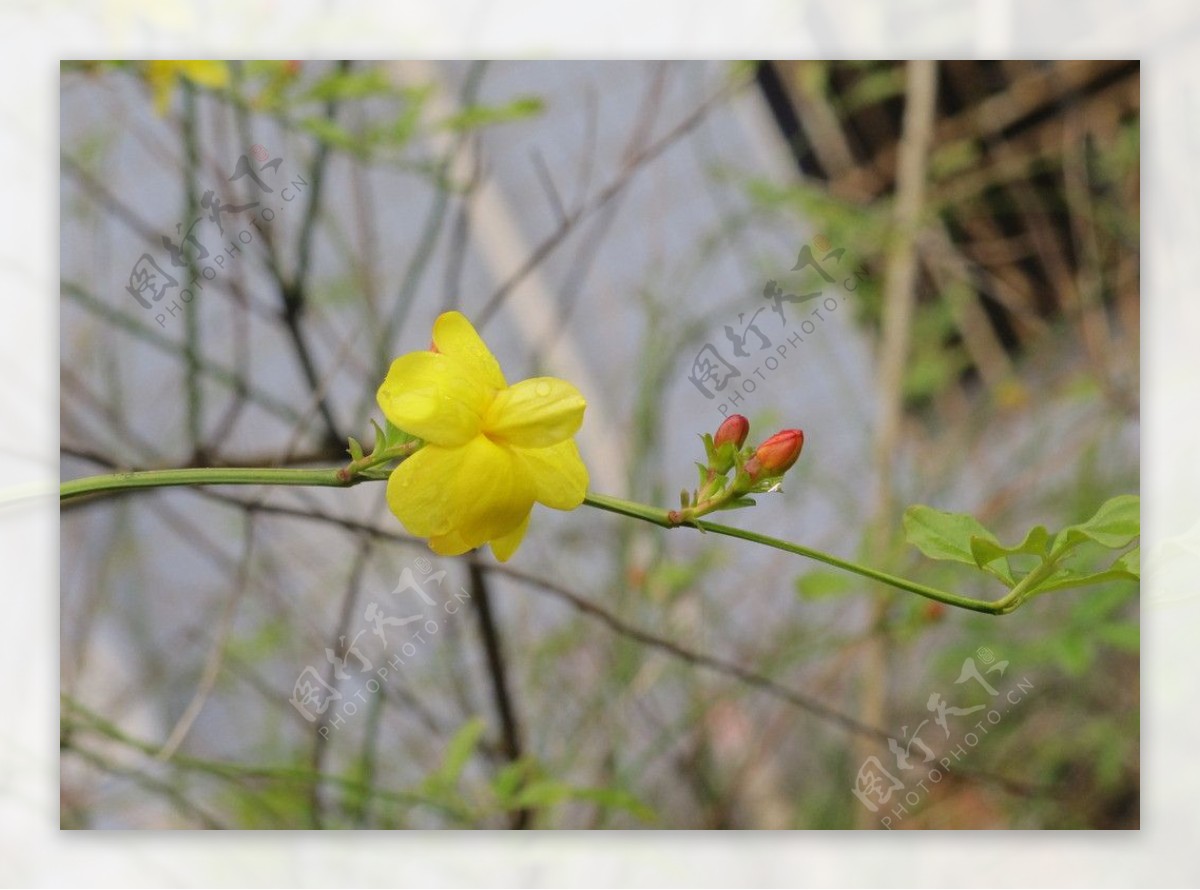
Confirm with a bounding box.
[670,415,804,525]
[713,414,804,481]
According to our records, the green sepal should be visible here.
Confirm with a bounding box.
[714,496,756,511]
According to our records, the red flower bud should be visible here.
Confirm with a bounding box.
[752,429,804,476]
[714,414,750,450]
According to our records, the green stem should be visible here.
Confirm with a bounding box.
[339,439,421,481]
[584,492,1017,616]
[58,465,1019,615]
[59,466,358,502]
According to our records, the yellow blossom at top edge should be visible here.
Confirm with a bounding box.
[144,60,230,115]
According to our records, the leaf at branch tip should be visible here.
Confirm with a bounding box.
[1026,546,1141,597]
[969,524,1049,570]
[975,550,1015,586]
[1052,494,1140,554]
[903,504,1001,566]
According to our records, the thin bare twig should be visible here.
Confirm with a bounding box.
[475,73,748,327]
[309,532,374,828]
[169,484,886,739]
[275,60,352,449]
[157,514,257,760]
[467,560,531,829]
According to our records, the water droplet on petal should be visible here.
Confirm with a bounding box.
[535,381,551,397]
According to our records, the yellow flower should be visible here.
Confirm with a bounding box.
[377,311,589,561]
[144,60,230,115]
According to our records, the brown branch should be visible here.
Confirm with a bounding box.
[467,560,531,829]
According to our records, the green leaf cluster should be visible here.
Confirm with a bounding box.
[903,494,1139,607]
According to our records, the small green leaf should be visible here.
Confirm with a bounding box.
[904,505,1001,566]
[731,447,746,473]
[1023,558,1139,596]
[1018,524,1051,555]
[680,488,691,508]
[967,536,1007,569]
[975,548,1015,586]
[346,436,364,461]
[370,419,386,456]
[424,718,485,791]
[304,68,394,102]
[1052,494,1140,554]
[440,96,545,132]
[382,418,414,449]
[711,440,738,474]
[968,525,1048,586]
[714,496,756,511]
[969,524,1049,569]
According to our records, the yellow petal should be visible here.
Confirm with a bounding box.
[484,377,586,447]
[386,436,535,548]
[176,60,229,89]
[432,311,506,390]
[512,440,589,510]
[145,61,175,115]
[376,352,490,446]
[490,513,531,562]
[144,61,228,115]
[429,529,473,556]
